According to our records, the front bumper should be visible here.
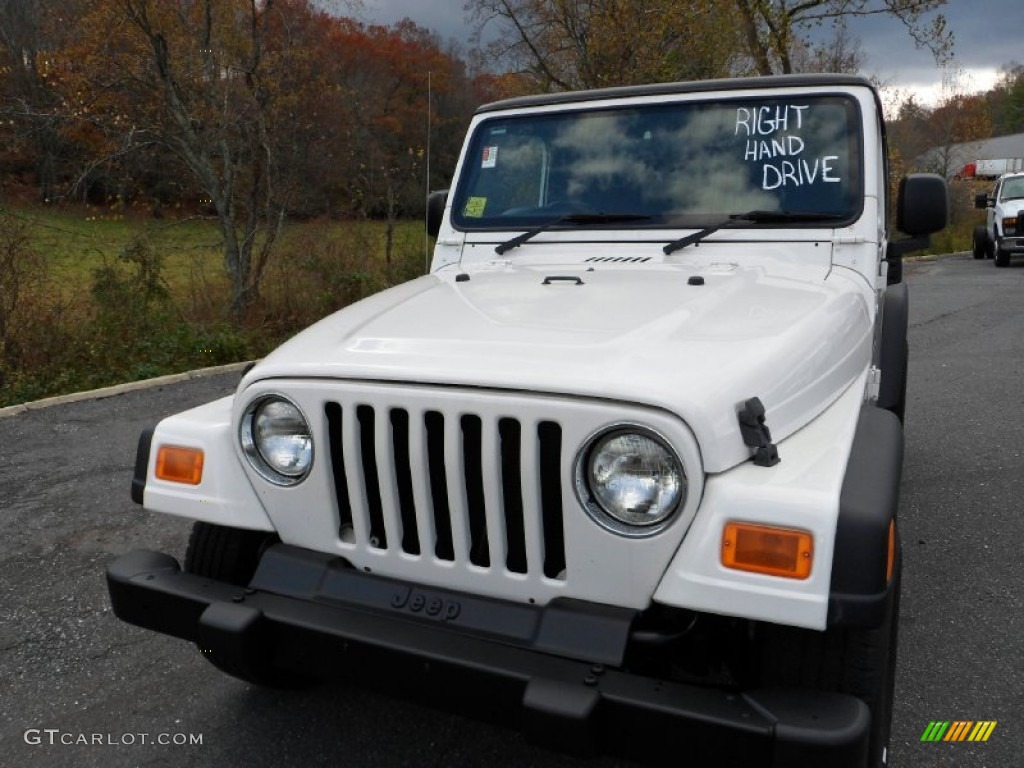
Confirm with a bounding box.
[107,545,871,767]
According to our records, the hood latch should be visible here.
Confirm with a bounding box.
[738,397,780,467]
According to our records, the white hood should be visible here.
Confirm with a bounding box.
[247,258,871,472]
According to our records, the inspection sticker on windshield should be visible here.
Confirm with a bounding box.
[464,197,488,218]
[481,146,498,168]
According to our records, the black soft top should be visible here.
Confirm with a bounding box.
[476,73,876,114]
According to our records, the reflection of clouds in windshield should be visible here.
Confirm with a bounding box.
[658,111,777,211]
[548,109,781,212]
[553,117,655,200]
[505,101,853,216]
[499,139,544,174]
[666,155,778,211]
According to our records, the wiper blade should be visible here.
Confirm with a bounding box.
[495,213,651,255]
[662,210,847,255]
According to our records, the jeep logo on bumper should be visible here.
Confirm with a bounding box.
[390,586,461,622]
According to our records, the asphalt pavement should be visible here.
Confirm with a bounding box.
[1,253,1021,767]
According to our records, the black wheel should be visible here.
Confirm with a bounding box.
[184,520,276,585]
[757,556,901,768]
[184,522,299,687]
[986,234,995,259]
[995,244,1010,267]
[972,226,987,259]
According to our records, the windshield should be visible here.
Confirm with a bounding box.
[1000,177,1024,200]
[452,95,863,230]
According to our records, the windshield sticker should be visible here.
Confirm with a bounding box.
[735,104,840,191]
[482,146,498,169]
[464,196,488,218]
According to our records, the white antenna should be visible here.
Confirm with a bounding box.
[424,70,432,273]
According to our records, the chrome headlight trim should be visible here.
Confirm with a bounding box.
[239,394,314,486]
[574,423,687,538]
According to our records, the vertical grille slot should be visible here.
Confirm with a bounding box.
[357,405,387,549]
[425,411,454,561]
[538,421,565,579]
[461,414,490,567]
[325,402,354,542]
[499,418,527,574]
[390,408,420,555]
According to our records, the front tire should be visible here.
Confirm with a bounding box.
[972,226,987,259]
[185,521,276,585]
[995,243,1010,267]
[757,556,901,767]
[183,522,298,687]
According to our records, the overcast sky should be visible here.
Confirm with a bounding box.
[356,0,1019,105]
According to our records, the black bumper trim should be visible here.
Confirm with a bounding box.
[248,544,636,667]
[829,406,903,628]
[130,427,155,505]
[107,548,871,766]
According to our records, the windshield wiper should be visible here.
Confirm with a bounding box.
[662,210,847,255]
[495,212,652,255]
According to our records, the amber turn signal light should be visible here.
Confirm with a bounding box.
[721,522,813,579]
[155,445,204,485]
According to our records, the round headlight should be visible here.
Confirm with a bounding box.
[576,427,686,535]
[241,396,313,485]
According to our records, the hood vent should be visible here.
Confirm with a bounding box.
[584,256,651,263]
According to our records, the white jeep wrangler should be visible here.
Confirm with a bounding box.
[973,171,1024,266]
[108,74,947,767]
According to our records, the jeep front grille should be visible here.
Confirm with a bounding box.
[324,402,567,579]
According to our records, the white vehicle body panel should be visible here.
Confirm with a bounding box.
[144,397,274,531]
[654,369,867,630]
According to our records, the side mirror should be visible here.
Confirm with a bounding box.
[897,173,948,237]
[974,192,991,210]
[886,174,948,285]
[426,189,449,238]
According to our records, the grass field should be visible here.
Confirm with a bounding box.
[11,204,430,299]
[0,203,429,407]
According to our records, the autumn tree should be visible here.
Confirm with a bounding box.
[4,0,484,245]
[786,18,864,75]
[735,0,953,76]
[466,0,745,92]
[62,0,362,316]
[886,65,992,230]
[886,93,933,174]
[0,0,85,200]
[364,23,479,256]
[988,63,1024,136]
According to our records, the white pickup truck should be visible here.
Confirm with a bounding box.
[974,171,1024,266]
[108,74,947,767]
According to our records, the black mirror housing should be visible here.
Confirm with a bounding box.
[974,192,991,210]
[896,174,948,237]
[426,189,449,238]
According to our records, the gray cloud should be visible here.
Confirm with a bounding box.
[356,0,1019,95]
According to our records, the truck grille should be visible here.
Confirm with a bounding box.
[324,402,567,580]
